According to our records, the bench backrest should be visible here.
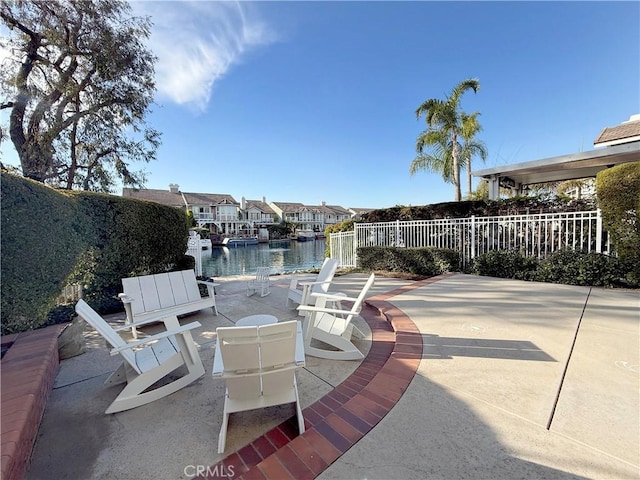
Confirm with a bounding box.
[122,270,201,316]
[311,258,339,296]
[217,321,300,401]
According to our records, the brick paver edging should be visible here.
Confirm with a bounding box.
[1,324,65,480]
[202,274,450,480]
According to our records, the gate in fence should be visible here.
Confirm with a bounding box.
[329,210,609,269]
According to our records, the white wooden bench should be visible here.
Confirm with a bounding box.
[119,269,219,338]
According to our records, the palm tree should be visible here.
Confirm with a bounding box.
[459,112,488,198]
[411,78,480,201]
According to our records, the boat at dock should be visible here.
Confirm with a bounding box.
[222,237,259,247]
[296,231,316,242]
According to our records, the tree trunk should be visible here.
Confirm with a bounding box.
[452,132,461,201]
[467,161,472,199]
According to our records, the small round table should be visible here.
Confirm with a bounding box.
[236,314,278,327]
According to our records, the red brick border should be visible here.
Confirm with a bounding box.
[202,275,450,479]
[1,324,65,480]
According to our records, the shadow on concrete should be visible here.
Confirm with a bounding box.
[421,334,557,361]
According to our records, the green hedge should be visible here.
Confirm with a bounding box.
[471,249,624,287]
[1,174,88,333]
[1,173,190,334]
[596,162,640,284]
[470,250,539,281]
[361,197,596,223]
[357,246,459,276]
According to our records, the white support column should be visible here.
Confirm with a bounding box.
[488,175,500,200]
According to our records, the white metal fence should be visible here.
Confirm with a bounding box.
[330,210,609,268]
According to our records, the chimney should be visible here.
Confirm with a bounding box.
[169,184,179,193]
[262,196,266,204]
[321,201,326,206]
[241,196,246,210]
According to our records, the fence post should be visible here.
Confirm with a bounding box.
[596,208,603,254]
[354,225,359,267]
[470,215,476,261]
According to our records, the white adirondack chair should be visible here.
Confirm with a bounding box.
[246,267,271,297]
[296,273,375,361]
[212,320,305,454]
[286,258,339,309]
[75,299,205,414]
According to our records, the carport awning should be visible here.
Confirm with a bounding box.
[472,141,640,188]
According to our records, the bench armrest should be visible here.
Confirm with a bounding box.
[118,293,133,304]
[110,321,201,355]
[298,280,333,287]
[309,292,354,302]
[112,312,185,331]
[297,304,356,317]
[197,280,220,297]
[289,275,315,289]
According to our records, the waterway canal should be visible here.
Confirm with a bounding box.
[202,239,328,278]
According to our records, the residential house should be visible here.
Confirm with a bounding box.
[349,207,375,220]
[122,186,374,235]
[123,185,245,235]
[269,202,327,232]
[241,197,277,226]
[322,203,352,226]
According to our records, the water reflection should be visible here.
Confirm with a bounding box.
[202,240,328,277]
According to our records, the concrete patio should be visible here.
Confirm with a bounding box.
[25,273,639,479]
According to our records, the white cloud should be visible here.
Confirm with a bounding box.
[132,1,276,112]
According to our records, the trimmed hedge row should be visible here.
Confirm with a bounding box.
[357,246,460,276]
[596,162,640,284]
[1,173,190,334]
[1,174,88,333]
[471,249,625,287]
[361,197,597,223]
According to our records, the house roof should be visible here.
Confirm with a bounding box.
[245,200,275,214]
[350,207,375,215]
[121,188,238,207]
[183,193,239,206]
[122,188,185,207]
[271,202,306,213]
[324,205,351,216]
[594,115,640,147]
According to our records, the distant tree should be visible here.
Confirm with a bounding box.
[411,78,481,201]
[0,0,160,191]
[468,179,489,200]
[459,112,487,198]
[468,179,513,200]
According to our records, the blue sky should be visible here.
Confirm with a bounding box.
[1,1,638,209]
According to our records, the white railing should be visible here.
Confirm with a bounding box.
[186,234,203,276]
[56,283,83,304]
[329,231,358,268]
[329,210,609,268]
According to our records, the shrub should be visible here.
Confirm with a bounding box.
[471,250,539,280]
[357,246,459,276]
[535,249,623,287]
[596,162,640,285]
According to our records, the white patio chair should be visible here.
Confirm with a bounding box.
[246,267,271,297]
[297,273,375,361]
[286,258,339,310]
[75,299,205,414]
[212,320,305,454]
